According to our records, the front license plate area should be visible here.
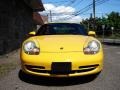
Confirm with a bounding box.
[51,62,71,74]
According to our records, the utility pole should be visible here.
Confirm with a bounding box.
[102,25,105,42]
[93,0,96,31]
[50,10,52,22]
[111,27,114,37]
[102,15,105,42]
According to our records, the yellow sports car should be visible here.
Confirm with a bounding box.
[20,23,103,77]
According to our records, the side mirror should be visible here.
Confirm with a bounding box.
[28,31,36,36]
[88,31,96,37]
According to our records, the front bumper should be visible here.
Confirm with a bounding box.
[22,64,102,77]
[20,51,103,77]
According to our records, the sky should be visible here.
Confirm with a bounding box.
[40,0,120,23]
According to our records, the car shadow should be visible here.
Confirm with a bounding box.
[18,70,98,86]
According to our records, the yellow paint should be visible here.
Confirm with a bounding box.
[20,35,103,77]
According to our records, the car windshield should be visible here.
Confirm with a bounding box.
[36,23,87,35]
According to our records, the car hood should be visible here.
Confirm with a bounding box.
[32,35,89,52]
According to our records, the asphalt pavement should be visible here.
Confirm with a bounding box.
[0,45,120,90]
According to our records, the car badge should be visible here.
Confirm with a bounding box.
[60,47,64,50]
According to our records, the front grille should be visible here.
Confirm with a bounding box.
[78,64,99,72]
[26,68,95,74]
[25,65,45,71]
[79,64,99,69]
[25,64,98,74]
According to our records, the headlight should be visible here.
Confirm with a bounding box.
[23,41,40,55]
[84,40,100,54]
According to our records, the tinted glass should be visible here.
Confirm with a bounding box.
[36,23,87,35]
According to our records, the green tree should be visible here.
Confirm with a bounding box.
[107,12,120,29]
[81,11,120,37]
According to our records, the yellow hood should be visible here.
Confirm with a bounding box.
[32,35,89,52]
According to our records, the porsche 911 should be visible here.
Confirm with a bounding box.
[20,23,103,77]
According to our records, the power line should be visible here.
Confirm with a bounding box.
[93,0,96,30]
[55,1,94,20]
[44,0,78,6]
[65,0,77,6]
[56,0,110,21]
[74,0,101,15]
[54,1,94,20]
[43,0,110,21]
[71,0,84,7]
[42,0,84,16]
[44,0,70,4]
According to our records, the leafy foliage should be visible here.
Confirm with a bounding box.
[81,12,120,38]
